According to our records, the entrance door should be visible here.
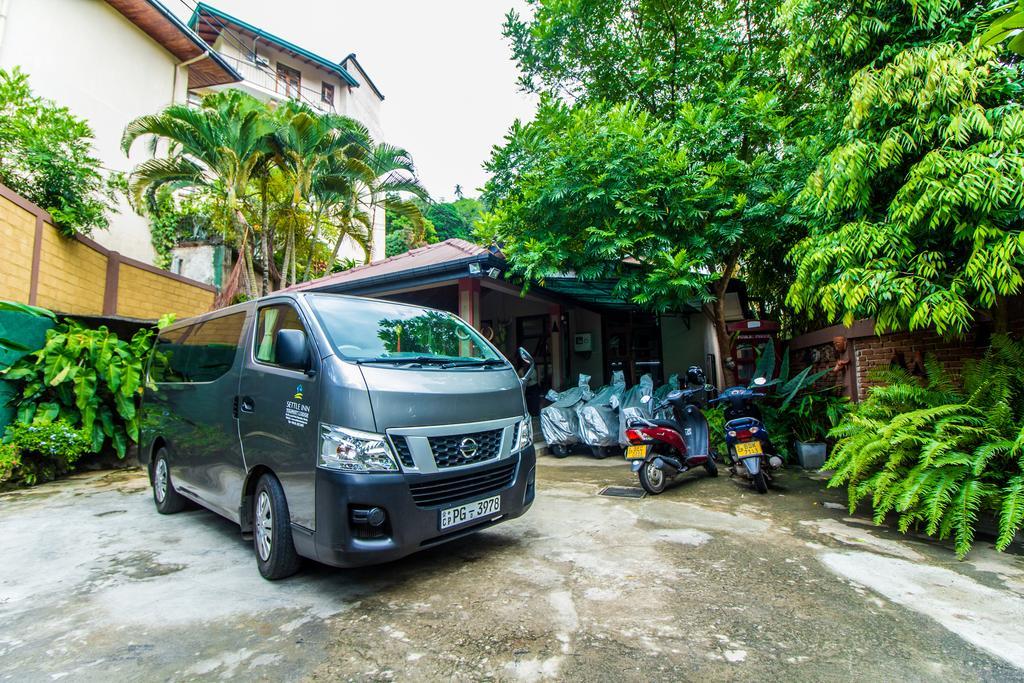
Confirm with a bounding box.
[602,312,663,385]
[517,314,551,391]
[237,301,321,530]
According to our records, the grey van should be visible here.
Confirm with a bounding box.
[140,292,536,579]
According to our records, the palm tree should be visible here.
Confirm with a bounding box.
[322,138,429,272]
[122,90,274,303]
[271,103,370,287]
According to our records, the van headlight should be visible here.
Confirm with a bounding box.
[514,417,533,452]
[319,424,398,472]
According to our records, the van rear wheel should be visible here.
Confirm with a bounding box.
[152,448,186,514]
[253,474,302,580]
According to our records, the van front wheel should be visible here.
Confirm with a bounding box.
[253,474,302,580]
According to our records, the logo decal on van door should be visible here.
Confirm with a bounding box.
[285,384,310,427]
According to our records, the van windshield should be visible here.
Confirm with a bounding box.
[308,295,503,364]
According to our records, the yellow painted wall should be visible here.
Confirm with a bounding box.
[0,191,216,320]
[117,263,214,320]
[0,199,35,303]
[36,227,107,315]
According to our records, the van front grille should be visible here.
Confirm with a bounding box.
[390,436,416,469]
[429,428,503,468]
[408,458,517,508]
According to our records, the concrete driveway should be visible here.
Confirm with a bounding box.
[2,458,1024,682]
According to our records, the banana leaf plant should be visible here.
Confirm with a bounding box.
[1,321,156,457]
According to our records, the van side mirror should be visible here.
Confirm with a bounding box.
[275,329,310,371]
[517,346,536,383]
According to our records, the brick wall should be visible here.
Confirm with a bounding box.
[0,184,215,320]
[790,319,1000,401]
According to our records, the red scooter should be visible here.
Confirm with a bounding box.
[625,384,718,494]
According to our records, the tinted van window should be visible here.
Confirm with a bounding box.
[255,304,307,366]
[154,312,245,383]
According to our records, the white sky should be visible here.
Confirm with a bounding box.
[169,0,538,201]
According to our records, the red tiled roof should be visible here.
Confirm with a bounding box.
[289,239,497,291]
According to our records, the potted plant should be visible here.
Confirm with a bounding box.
[791,392,848,469]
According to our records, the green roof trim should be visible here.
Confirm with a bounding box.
[540,277,702,312]
[189,3,360,88]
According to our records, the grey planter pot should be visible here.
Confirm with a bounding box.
[795,440,828,470]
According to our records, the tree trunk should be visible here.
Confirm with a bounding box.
[259,180,270,296]
[710,251,741,386]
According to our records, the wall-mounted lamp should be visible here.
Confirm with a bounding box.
[486,267,501,279]
[468,263,482,276]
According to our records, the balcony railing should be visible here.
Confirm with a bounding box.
[218,54,337,114]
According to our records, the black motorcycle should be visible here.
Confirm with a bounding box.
[710,377,783,493]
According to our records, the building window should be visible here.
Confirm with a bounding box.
[321,82,335,106]
[276,63,301,99]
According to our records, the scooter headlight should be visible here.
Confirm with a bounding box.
[319,424,398,473]
[514,417,533,452]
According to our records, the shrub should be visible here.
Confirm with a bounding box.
[824,335,1024,558]
[0,68,114,235]
[2,321,156,458]
[1,421,91,485]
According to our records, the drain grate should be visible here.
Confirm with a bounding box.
[598,486,646,499]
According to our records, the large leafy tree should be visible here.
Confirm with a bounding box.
[485,0,812,373]
[783,1,1024,334]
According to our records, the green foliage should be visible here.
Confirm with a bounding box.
[825,335,1024,557]
[386,200,437,257]
[0,68,114,235]
[144,187,217,269]
[980,1,1024,53]
[1,420,91,486]
[1,321,157,459]
[788,40,1024,335]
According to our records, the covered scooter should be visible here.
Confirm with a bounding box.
[651,373,680,420]
[617,373,655,447]
[539,374,593,457]
[575,370,627,458]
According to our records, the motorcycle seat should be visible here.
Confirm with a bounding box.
[648,418,685,433]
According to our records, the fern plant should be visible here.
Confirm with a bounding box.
[825,335,1024,557]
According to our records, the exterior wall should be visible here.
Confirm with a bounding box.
[116,261,213,319]
[660,314,710,381]
[0,185,215,319]
[788,319,1008,401]
[0,0,190,264]
[36,227,108,314]
[568,307,604,383]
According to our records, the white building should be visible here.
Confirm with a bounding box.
[187,2,387,263]
[0,0,386,268]
[0,0,239,263]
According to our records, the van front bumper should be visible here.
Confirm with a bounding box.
[304,446,536,568]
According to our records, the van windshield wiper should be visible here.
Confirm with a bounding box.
[440,359,507,369]
[355,356,451,367]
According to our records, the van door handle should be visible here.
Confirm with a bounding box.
[239,397,255,414]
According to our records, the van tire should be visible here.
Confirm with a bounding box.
[152,448,187,514]
[253,474,302,580]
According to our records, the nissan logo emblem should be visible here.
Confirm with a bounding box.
[459,437,479,458]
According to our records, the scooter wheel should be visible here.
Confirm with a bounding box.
[704,453,718,478]
[638,460,667,494]
[752,470,769,494]
[591,446,611,459]
[551,444,570,458]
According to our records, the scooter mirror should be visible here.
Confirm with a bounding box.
[640,394,652,404]
[753,376,768,386]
